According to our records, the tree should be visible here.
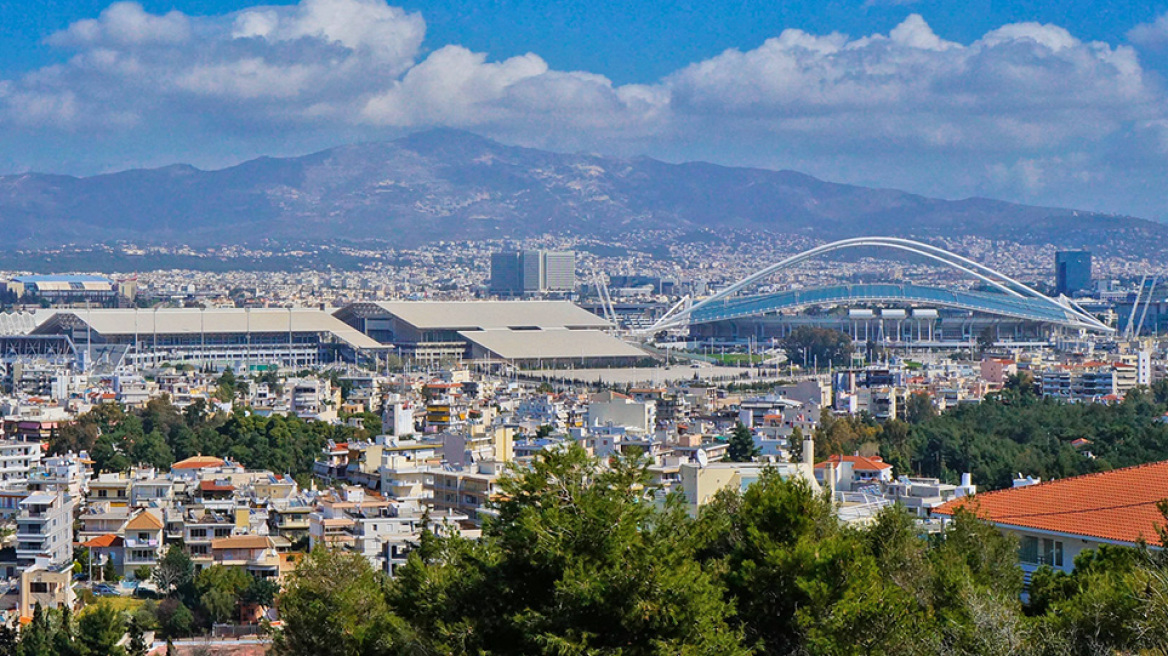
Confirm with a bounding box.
[157,599,194,639]
[727,421,758,462]
[241,576,280,608]
[977,325,997,352]
[153,545,194,594]
[788,425,805,463]
[126,617,148,656]
[273,547,404,656]
[387,444,750,655]
[903,391,936,424]
[102,558,120,583]
[781,326,854,369]
[133,566,152,582]
[77,602,127,656]
[215,367,237,403]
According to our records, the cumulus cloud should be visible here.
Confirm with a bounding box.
[0,3,1165,217]
[1128,12,1168,48]
[47,2,191,47]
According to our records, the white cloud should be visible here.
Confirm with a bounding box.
[47,2,190,47]
[1128,12,1168,48]
[0,4,1166,217]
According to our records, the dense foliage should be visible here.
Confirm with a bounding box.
[273,446,1168,655]
[780,326,855,368]
[50,397,376,481]
[817,378,1168,489]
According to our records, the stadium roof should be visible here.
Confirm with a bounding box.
[369,301,611,331]
[459,328,645,361]
[31,308,382,349]
[11,275,111,283]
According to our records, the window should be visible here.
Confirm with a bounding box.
[30,582,49,593]
[189,529,207,539]
[1019,536,1063,567]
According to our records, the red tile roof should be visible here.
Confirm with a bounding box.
[934,461,1168,546]
[814,454,892,472]
[80,534,123,548]
[199,480,235,492]
[172,456,226,470]
[125,510,165,531]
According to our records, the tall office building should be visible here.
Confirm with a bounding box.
[490,252,523,295]
[542,251,576,292]
[490,250,575,295]
[1055,251,1092,296]
[521,250,544,293]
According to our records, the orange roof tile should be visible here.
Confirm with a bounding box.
[934,461,1168,546]
[81,534,123,548]
[172,456,226,470]
[814,454,892,472]
[211,535,273,550]
[124,510,164,531]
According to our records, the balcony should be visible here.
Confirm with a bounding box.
[125,537,159,549]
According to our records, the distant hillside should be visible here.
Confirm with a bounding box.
[0,129,1162,256]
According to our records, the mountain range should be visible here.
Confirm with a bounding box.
[0,129,1162,256]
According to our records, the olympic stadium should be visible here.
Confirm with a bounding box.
[646,237,1113,347]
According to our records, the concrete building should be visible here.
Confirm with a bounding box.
[935,461,1168,587]
[335,301,643,366]
[0,440,42,486]
[30,307,382,370]
[490,250,576,295]
[1055,251,1092,296]
[16,490,74,567]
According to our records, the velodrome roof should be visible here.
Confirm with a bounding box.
[31,308,382,350]
[459,328,645,361]
[369,301,611,330]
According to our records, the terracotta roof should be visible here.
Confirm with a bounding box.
[814,454,892,472]
[80,534,123,548]
[172,456,226,470]
[211,535,273,550]
[934,461,1168,546]
[199,480,235,492]
[124,510,164,531]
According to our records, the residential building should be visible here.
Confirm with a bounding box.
[935,461,1168,587]
[16,490,74,567]
[0,440,42,485]
[122,510,165,575]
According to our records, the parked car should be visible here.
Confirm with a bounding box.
[92,583,119,597]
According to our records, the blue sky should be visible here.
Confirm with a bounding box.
[1,0,1167,219]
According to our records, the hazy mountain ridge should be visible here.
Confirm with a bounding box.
[0,129,1162,255]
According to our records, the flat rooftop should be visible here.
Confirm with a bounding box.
[369,301,611,331]
[460,328,645,361]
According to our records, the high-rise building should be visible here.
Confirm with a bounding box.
[1055,251,1092,296]
[521,250,544,293]
[490,250,575,295]
[490,252,523,295]
[542,251,576,292]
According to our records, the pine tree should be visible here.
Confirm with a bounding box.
[788,426,804,463]
[127,617,148,656]
[727,421,758,462]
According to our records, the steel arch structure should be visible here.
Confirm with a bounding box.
[649,237,1112,333]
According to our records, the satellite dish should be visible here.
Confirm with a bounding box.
[695,448,709,468]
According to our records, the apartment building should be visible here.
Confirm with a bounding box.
[15,490,74,567]
[0,440,43,485]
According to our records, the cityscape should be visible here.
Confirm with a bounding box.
[0,0,1167,654]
